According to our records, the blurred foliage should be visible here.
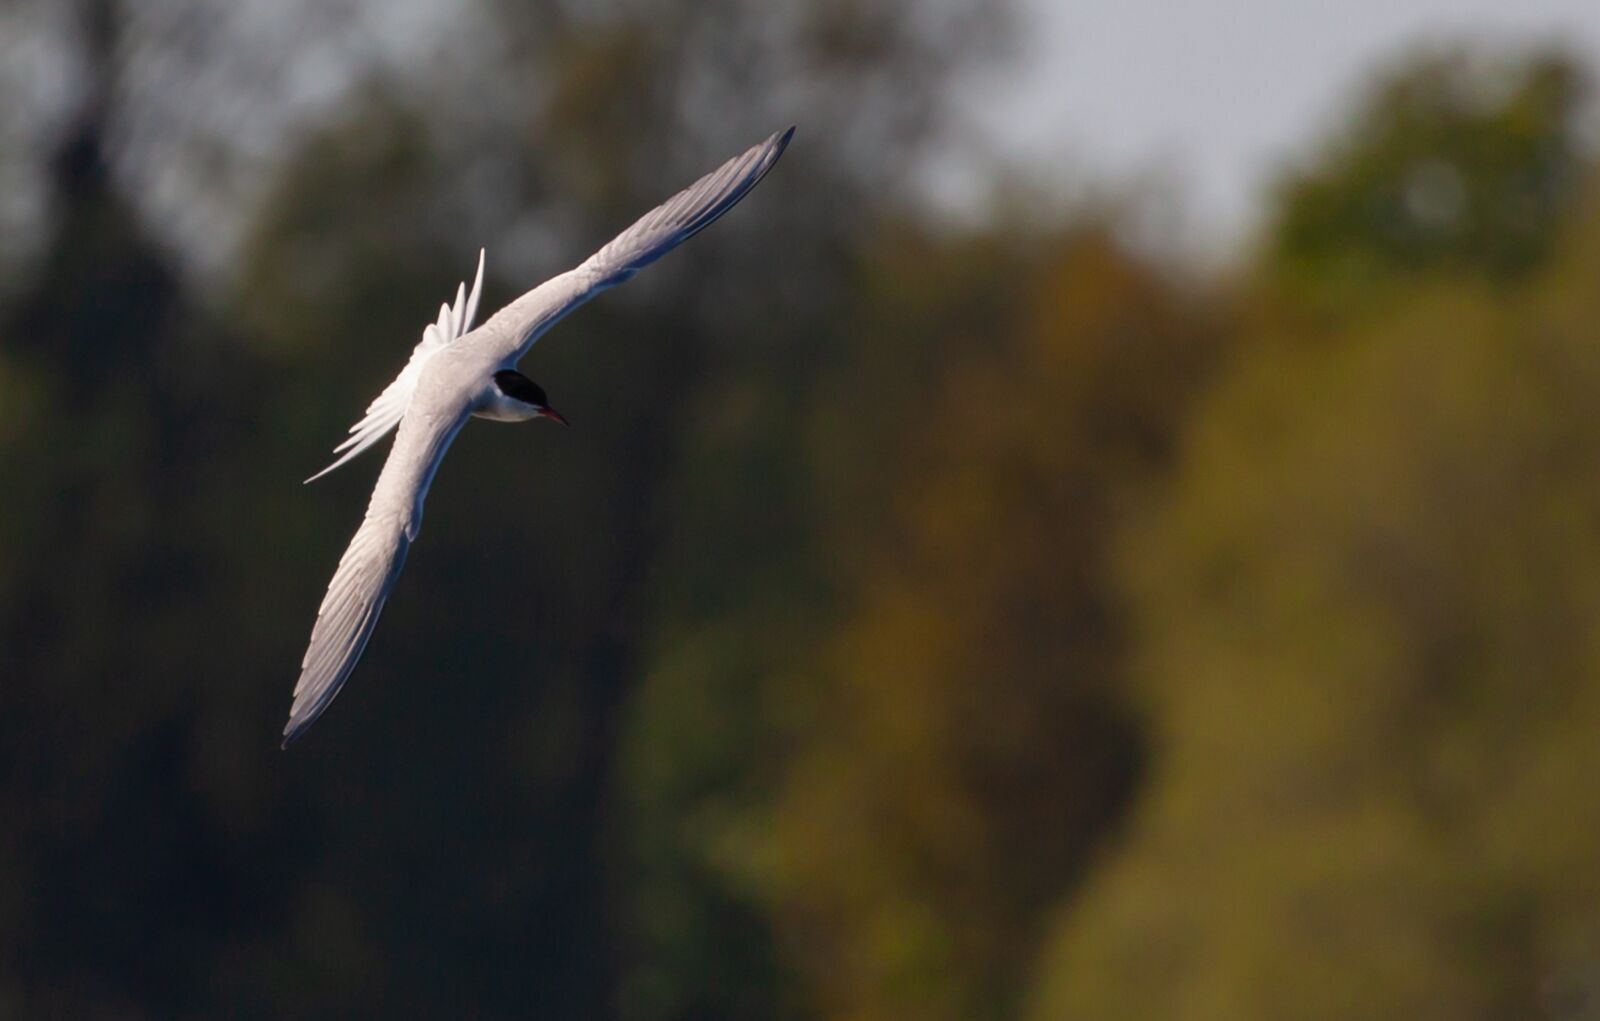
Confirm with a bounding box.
[1030,172,1600,1021]
[3,3,1600,1020]
[629,226,1223,1021]
[1028,58,1600,1021]
[1264,48,1589,318]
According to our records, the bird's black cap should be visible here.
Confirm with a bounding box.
[493,369,549,407]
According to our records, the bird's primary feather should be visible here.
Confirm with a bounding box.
[284,408,468,746]
[477,125,795,366]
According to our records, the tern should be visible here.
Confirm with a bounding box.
[282,127,793,747]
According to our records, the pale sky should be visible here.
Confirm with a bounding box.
[14,0,1600,273]
[953,0,1600,252]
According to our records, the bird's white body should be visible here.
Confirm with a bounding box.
[283,127,794,746]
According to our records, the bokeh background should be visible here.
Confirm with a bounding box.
[4,0,1600,1018]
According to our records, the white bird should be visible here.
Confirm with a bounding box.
[283,127,794,747]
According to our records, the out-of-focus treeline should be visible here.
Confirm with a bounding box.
[2,1,1598,1018]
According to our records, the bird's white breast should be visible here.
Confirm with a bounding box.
[471,385,539,422]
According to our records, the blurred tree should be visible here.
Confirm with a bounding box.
[0,2,287,1016]
[777,228,1219,1021]
[1029,111,1600,1021]
[1263,47,1589,319]
[630,220,1224,1021]
[0,0,1012,1015]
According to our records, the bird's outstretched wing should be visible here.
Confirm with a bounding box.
[305,250,486,483]
[283,404,469,746]
[477,126,794,366]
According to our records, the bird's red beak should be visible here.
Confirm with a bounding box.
[538,407,569,426]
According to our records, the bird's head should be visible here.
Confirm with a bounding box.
[492,369,569,425]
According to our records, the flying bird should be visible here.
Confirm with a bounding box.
[283,127,794,747]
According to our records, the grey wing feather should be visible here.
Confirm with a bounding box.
[283,406,468,746]
[478,126,794,365]
[579,124,794,287]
